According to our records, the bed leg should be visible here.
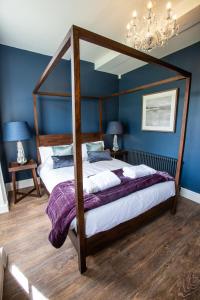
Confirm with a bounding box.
[170,195,178,215]
[40,179,49,196]
[78,252,87,274]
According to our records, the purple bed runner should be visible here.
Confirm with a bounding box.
[46,169,173,248]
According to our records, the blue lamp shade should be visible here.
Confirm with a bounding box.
[106,121,123,135]
[3,121,32,142]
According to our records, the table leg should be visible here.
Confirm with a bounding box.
[32,168,41,197]
[12,172,17,204]
[125,152,128,162]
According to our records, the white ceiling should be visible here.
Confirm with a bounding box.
[0,0,200,76]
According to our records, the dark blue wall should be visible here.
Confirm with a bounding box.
[1,42,199,193]
[119,42,200,193]
[0,45,119,182]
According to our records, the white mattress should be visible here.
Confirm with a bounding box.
[38,158,175,237]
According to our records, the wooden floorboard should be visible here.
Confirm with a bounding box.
[0,189,200,300]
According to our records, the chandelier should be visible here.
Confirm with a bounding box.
[126,1,179,52]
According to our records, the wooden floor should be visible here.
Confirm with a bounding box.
[1,189,200,300]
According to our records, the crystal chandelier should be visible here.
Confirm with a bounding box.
[126,1,179,52]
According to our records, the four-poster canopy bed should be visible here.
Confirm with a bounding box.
[32,25,191,274]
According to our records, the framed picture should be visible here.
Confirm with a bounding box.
[142,89,178,132]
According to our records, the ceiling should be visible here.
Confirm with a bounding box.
[0,0,200,76]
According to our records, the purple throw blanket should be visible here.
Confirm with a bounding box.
[46,169,173,248]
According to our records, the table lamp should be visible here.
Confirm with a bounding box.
[3,121,32,164]
[106,121,123,152]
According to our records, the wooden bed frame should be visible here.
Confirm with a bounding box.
[33,25,191,273]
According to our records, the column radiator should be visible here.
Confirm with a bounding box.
[127,150,178,177]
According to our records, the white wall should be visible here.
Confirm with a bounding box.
[0,163,9,214]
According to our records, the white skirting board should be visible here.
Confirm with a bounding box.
[5,178,200,204]
[180,187,200,204]
[0,204,9,214]
[6,177,40,192]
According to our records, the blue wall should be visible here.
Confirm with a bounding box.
[119,42,200,193]
[1,42,199,193]
[0,45,119,182]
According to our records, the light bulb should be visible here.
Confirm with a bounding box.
[166,2,172,10]
[172,14,177,20]
[132,10,138,18]
[126,23,131,30]
[147,1,153,9]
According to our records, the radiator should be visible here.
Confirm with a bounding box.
[127,149,178,177]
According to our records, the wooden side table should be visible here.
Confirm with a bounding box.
[110,149,128,162]
[8,159,41,204]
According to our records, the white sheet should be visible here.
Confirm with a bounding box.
[38,158,130,193]
[38,158,175,237]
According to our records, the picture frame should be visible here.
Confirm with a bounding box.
[142,88,178,132]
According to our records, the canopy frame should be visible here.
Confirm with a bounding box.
[33,25,191,273]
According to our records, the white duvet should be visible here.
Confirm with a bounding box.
[38,158,175,237]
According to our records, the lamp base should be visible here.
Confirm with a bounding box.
[17,141,27,165]
[112,134,119,152]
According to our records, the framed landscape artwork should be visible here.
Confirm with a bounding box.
[142,89,178,132]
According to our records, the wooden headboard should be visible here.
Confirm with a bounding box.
[38,132,102,146]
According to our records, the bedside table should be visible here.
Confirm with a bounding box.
[110,150,128,162]
[8,159,41,204]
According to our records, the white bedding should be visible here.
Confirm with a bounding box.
[38,158,175,237]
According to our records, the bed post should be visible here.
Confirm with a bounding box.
[33,94,41,164]
[71,26,87,273]
[99,97,103,139]
[172,76,191,214]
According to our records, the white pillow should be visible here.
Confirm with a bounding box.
[39,146,53,164]
[81,144,88,161]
